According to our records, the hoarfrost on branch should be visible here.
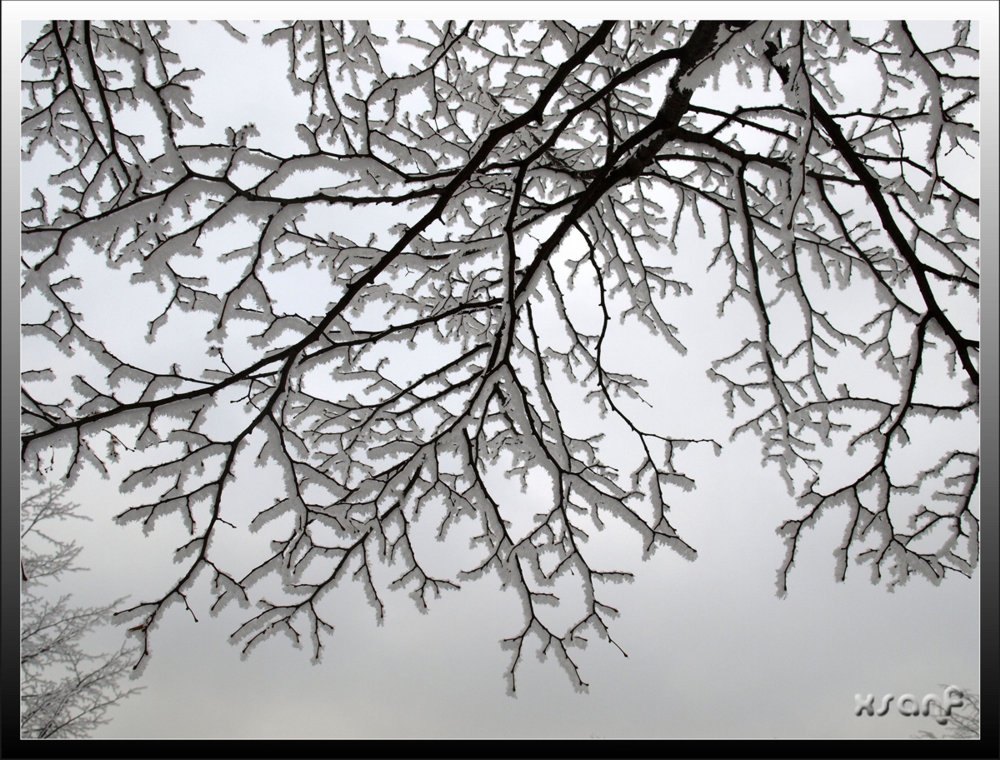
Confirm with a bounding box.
[21,19,980,691]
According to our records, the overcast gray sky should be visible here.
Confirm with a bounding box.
[65,430,979,739]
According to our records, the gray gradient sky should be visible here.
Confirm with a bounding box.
[67,431,980,739]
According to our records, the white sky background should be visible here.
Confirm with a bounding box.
[15,4,989,740]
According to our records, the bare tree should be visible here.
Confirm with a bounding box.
[20,475,142,738]
[915,689,981,739]
[20,20,979,692]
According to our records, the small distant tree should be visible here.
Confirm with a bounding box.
[915,689,981,739]
[20,476,141,738]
